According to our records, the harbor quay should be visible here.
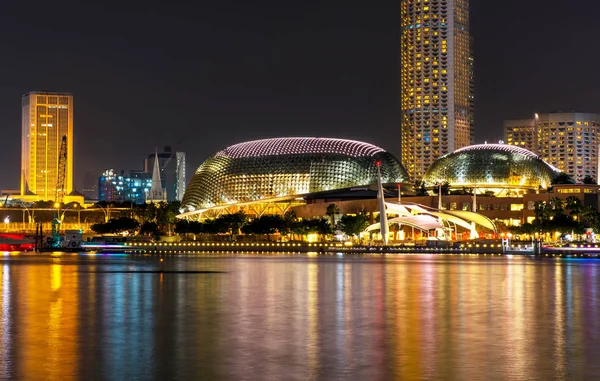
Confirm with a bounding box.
[77,240,600,258]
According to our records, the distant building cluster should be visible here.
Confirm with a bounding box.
[98,146,186,203]
[143,147,186,202]
[399,0,600,185]
[98,169,152,204]
[5,91,187,206]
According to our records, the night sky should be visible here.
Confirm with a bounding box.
[1,0,599,190]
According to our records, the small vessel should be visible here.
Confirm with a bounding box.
[0,233,36,251]
[39,229,85,252]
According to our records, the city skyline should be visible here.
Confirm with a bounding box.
[1,0,599,190]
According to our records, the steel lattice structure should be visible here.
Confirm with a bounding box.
[180,138,409,214]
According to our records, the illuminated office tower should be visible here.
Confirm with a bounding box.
[21,92,74,200]
[504,112,600,183]
[401,0,474,181]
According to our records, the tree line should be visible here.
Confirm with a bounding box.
[509,196,600,239]
[91,201,181,238]
[91,203,371,242]
[174,209,371,241]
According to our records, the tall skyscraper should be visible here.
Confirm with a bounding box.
[401,0,474,181]
[21,92,74,200]
[504,112,600,183]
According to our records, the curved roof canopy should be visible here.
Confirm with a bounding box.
[180,137,409,213]
[423,144,562,189]
[366,215,443,232]
[365,202,495,239]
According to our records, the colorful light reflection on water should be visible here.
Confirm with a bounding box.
[0,253,597,379]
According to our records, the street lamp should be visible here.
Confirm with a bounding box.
[21,205,33,231]
[53,203,77,232]
[59,203,79,223]
[96,205,109,223]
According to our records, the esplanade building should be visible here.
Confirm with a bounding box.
[179,137,410,219]
[178,139,599,232]
[423,144,563,195]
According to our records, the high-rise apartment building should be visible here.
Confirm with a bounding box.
[21,92,74,200]
[401,0,474,181]
[504,112,600,183]
[504,117,538,152]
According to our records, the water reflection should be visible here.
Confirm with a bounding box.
[0,265,11,376]
[308,262,319,379]
[0,255,597,379]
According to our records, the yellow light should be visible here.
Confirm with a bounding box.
[307,234,318,243]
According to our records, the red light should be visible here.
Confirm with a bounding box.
[376,160,381,167]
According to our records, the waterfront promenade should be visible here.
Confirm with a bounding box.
[76,240,600,257]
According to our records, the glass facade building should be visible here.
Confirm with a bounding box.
[181,138,409,213]
[401,0,474,181]
[423,144,562,190]
[21,92,73,200]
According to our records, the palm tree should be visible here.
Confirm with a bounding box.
[552,172,574,185]
[433,181,450,195]
[549,197,565,216]
[582,206,600,232]
[583,175,596,185]
[220,211,247,239]
[326,203,340,226]
[534,201,551,223]
[283,210,298,240]
[565,196,582,222]
[413,180,428,196]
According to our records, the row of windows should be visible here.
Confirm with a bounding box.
[35,95,70,105]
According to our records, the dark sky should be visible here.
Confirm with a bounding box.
[1,0,599,190]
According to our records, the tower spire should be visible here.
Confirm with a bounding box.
[148,151,165,202]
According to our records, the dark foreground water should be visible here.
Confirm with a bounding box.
[0,253,598,380]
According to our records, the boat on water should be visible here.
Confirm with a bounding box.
[0,233,36,251]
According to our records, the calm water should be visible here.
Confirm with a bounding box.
[0,253,598,380]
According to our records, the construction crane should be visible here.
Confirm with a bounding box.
[55,135,67,204]
[49,135,67,249]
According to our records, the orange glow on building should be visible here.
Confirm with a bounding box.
[21,92,74,201]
